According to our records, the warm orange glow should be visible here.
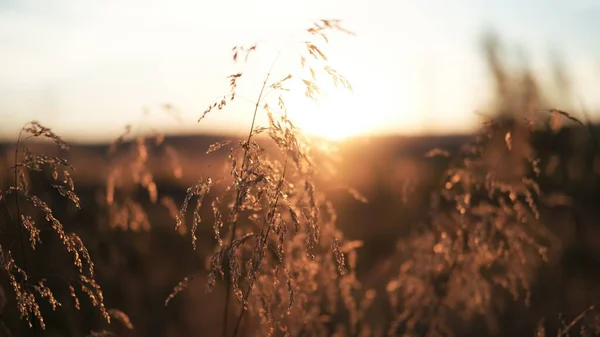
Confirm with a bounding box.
[286,89,368,141]
[283,65,421,141]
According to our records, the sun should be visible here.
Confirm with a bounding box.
[287,93,363,140]
[277,48,421,141]
[284,81,377,141]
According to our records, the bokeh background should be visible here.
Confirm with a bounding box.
[1,1,600,336]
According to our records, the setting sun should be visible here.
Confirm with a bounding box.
[285,89,369,141]
[283,64,420,141]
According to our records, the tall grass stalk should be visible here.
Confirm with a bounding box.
[167,19,357,337]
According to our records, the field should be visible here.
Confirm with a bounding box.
[1,19,600,337]
[1,123,600,337]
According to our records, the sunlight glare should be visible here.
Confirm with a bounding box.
[286,90,367,141]
[283,68,418,141]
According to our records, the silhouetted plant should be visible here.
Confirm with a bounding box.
[163,19,375,337]
[0,121,128,335]
[380,33,593,337]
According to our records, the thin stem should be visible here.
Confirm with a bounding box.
[14,128,29,269]
[221,50,282,337]
[13,127,38,336]
[232,158,289,337]
[559,302,599,336]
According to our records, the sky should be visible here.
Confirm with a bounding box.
[1,0,600,142]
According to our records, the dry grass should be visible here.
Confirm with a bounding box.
[0,21,599,337]
[166,19,368,337]
[0,122,117,336]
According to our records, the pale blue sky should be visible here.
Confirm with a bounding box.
[1,0,599,142]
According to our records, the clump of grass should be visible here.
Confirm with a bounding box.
[380,33,590,337]
[165,19,368,336]
[386,115,554,336]
[104,113,183,232]
[0,121,112,332]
